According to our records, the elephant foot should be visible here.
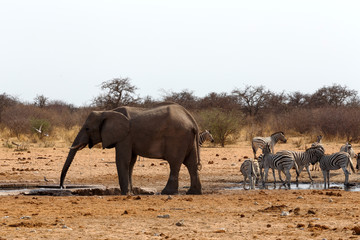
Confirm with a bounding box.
[161,188,178,195]
[186,188,202,195]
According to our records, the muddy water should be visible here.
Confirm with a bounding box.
[227,182,360,191]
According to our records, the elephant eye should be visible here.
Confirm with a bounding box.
[85,127,90,131]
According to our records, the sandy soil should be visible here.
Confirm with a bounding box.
[1,138,360,239]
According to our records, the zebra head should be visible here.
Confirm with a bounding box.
[204,130,215,143]
[306,145,324,165]
[272,131,287,143]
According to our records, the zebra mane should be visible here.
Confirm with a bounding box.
[271,131,284,137]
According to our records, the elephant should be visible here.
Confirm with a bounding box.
[59,102,202,195]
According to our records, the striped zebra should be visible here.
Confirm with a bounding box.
[309,148,355,188]
[356,153,360,170]
[199,130,214,147]
[240,158,260,190]
[260,143,299,188]
[252,132,287,158]
[276,146,324,182]
[311,135,323,171]
[340,142,356,163]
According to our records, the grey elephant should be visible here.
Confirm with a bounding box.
[59,102,202,195]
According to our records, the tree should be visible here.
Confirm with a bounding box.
[232,85,271,116]
[93,77,140,109]
[308,84,358,108]
[161,89,198,109]
[34,95,49,108]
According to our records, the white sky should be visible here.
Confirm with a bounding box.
[1,0,360,106]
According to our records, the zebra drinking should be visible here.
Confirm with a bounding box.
[199,130,214,147]
[309,147,355,188]
[260,143,299,189]
[252,132,287,158]
[240,158,260,190]
[340,142,356,171]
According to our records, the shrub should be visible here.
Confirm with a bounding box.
[197,108,243,147]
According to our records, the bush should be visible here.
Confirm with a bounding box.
[197,108,243,147]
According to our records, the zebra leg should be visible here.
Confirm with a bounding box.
[305,165,313,183]
[272,167,276,185]
[263,168,269,187]
[327,171,330,188]
[285,170,291,189]
[342,166,349,186]
[322,170,327,189]
[243,176,247,190]
[252,145,257,159]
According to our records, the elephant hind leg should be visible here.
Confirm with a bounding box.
[183,148,202,195]
[161,162,181,195]
[129,154,138,193]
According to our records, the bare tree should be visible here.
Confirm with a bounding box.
[232,85,271,116]
[308,84,358,108]
[93,77,140,109]
[34,95,49,108]
[161,89,198,109]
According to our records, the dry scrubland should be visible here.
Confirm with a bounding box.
[1,134,360,239]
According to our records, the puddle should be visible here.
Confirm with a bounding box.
[0,183,157,196]
[226,182,360,191]
[0,183,115,196]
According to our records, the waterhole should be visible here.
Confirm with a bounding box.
[226,182,360,191]
[0,183,157,196]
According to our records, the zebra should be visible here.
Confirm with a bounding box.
[240,158,260,190]
[260,143,299,188]
[252,131,287,158]
[340,142,356,169]
[309,148,355,188]
[311,135,323,171]
[276,146,325,183]
[356,153,360,170]
[199,130,214,147]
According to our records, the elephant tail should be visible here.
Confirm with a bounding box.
[194,128,202,171]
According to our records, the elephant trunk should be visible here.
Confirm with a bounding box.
[59,127,88,188]
[59,148,78,188]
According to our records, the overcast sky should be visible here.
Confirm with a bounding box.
[1,0,360,106]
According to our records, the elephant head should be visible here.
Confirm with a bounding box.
[60,111,130,188]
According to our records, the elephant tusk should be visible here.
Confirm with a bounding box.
[69,143,87,150]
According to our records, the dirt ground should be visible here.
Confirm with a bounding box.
[1,138,360,239]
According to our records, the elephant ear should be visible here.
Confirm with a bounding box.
[100,111,130,149]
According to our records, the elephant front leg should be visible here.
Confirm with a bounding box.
[115,145,132,195]
[161,163,181,195]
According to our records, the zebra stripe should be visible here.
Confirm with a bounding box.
[276,147,323,182]
[312,150,355,188]
[240,159,260,190]
[252,132,287,158]
[199,130,214,146]
[260,143,298,188]
[311,135,324,171]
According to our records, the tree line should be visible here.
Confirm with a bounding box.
[1,78,360,146]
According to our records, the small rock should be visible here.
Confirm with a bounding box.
[175,220,185,226]
[231,163,236,166]
[20,216,31,220]
[254,202,258,205]
[267,224,271,228]
[297,196,304,199]
[166,195,173,200]
[157,214,170,219]
[281,211,290,216]
[216,154,219,157]
[352,225,360,235]
[221,157,227,160]
[329,198,333,202]
[208,161,214,164]
[62,225,72,230]
[214,228,226,233]
[307,209,316,215]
